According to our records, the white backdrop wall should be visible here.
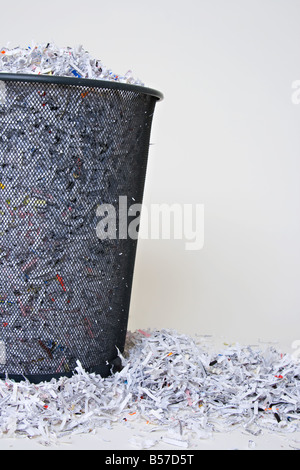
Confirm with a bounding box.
[1,0,299,345]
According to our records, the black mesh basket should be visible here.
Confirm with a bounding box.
[0,73,162,383]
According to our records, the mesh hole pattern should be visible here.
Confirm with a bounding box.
[0,79,157,380]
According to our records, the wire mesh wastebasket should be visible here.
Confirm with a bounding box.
[0,73,163,383]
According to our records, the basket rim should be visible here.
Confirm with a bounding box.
[0,72,163,101]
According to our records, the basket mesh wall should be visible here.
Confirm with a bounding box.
[0,78,157,381]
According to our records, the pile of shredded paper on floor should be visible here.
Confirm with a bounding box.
[0,329,300,447]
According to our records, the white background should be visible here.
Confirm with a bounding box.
[0,0,299,347]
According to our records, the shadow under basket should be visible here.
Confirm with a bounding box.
[0,73,163,383]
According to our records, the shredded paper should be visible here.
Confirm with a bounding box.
[0,329,300,447]
[0,42,144,85]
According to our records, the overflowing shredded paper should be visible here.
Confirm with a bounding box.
[0,43,144,85]
[0,329,300,447]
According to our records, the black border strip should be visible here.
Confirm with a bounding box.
[0,73,164,101]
